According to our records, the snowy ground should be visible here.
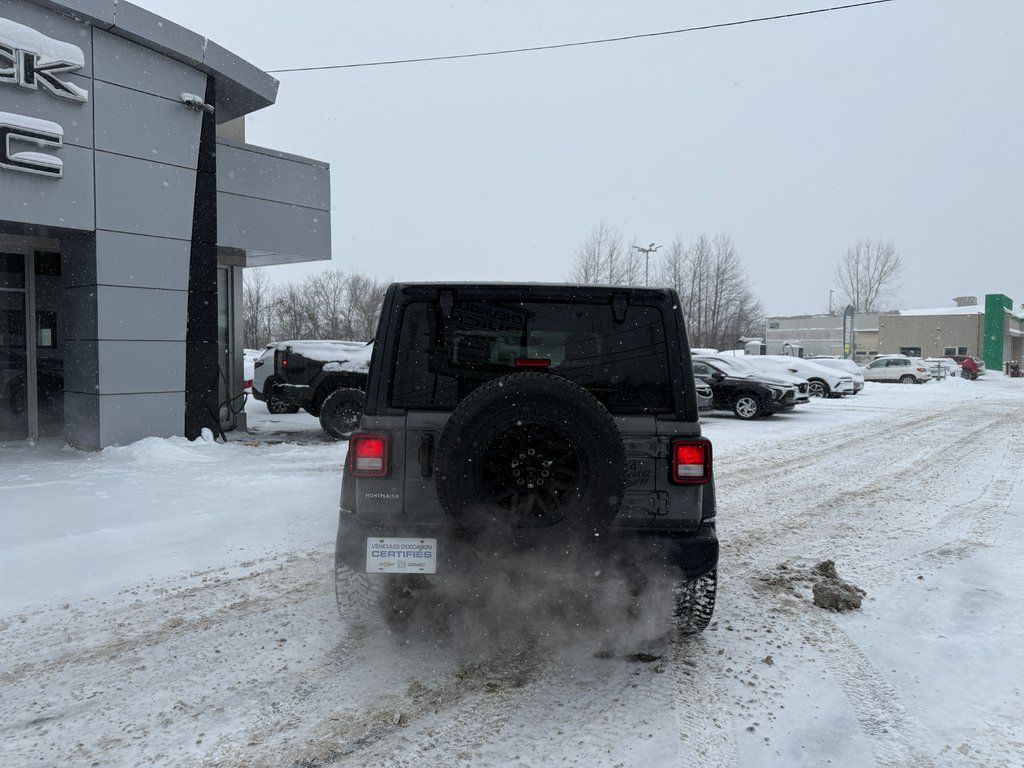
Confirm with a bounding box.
[1,375,1022,767]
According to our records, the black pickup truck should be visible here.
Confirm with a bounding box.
[253,340,372,438]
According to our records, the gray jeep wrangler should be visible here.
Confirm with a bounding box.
[336,283,718,635]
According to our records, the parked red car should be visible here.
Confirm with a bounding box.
[954,355,985,380]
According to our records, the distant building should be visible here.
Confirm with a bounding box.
[761,294,1024,371]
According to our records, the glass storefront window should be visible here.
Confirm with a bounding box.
[0,247,64,442]
[0,255,28,441]
[1,252,26,290]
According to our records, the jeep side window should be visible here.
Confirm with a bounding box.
[390,300,674,413]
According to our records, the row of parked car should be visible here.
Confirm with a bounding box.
[692,351,985,420]
[862,353,985,382]
[691,353,860,420]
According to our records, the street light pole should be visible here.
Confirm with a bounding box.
[829,290,834,315]
[632,242,661,285]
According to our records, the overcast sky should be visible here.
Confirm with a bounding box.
[134,0,1022,316]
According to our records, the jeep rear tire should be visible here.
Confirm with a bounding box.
[434,372,626,535]
[319,388,364,440]
[674,569,717,635]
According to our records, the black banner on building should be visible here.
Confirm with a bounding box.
[843,305,855,358]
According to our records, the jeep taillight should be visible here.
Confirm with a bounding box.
[349,434,389,477]
[670,439,712,484]
[274,348,287,372]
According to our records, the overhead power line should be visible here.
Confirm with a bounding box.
[267,0,895,74]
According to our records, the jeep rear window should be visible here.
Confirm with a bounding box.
[390,300,673,413]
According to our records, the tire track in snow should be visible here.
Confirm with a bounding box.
[205,631,550,768]
[719,398,1018,767]
[903,471,1021,576]
[793,611,934,768]
[670,633,740,768]
[0,552,328,686]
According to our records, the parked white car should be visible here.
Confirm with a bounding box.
[718,353,855,398]
[806,356,866,394]
[862,355,932,383]
[243,348,262,392]
[924,357,961,379]
[698,354,811,403]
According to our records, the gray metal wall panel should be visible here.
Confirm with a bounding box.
[97,340,185,393]
[0,72,93,148]
[92,27,206,102]
[0,144,95,229]
[91,231,191,290]
[1,2,95,76]
[95,285,188,340]
[94,152,196,238]
[63,339,98,394]
[98,392,184,445]
[216,143,330,210]
[93,80,202,168]
[217,192,331,263]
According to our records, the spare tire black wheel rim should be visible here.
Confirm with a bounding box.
[434,372,626,535]
[481,421,581,525]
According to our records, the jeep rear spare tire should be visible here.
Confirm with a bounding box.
[434,372,626,534]
[319,388,364,440]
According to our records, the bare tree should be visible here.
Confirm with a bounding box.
[242,267,275,348]
[568,223,644,285]
[344,273,389,340]
[244,268,388,344]
[834,238,903,312]
[655,233,763,350]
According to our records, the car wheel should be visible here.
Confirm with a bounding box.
[434,372,626,537]
[319,388,364,440]
[267,397,299,414]
[674,569,717,636]
[263,377,300,414]
[899,375,915,384]
[732,394,761,420]
[807,380,829,398]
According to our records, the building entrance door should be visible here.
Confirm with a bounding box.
[0,241,63,442]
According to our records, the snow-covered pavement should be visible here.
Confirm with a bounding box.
[1,376,1022,767]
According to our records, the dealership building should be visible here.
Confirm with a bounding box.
[763,294,1024,369]
[1,0,330,448]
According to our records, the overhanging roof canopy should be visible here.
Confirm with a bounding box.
[30,0,279,121]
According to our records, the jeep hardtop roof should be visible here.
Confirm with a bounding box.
[365,281,699,418]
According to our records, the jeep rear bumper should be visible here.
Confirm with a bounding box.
[335,516,719,582]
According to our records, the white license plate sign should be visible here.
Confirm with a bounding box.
[366,538,438,574]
